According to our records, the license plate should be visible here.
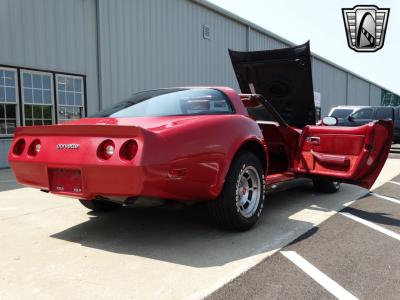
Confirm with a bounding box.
[49,168,83,194]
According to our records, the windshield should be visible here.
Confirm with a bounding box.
[90,88,234,118]
[330,108,354,119]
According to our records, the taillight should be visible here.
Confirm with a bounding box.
[119,140,138,161]
[97,140,115,160]
[28,139,41,156]
[13,139,26,156]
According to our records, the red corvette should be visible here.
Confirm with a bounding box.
[8,43,392,230]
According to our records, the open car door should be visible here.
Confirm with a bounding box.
[293,120,393,189]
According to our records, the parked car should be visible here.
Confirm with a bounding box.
[328,106,365,120]
[328,105,400,143]
[8,42,393,231]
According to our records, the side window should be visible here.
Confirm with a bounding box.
[351,108,373,120]
[21,70,54,126]
[376,107,393,120]
[330,108,353,119]
[0,67,18,136]
[56,74,85,123]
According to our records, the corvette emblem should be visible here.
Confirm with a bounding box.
[342,5,390,52]
[56,144,80,150]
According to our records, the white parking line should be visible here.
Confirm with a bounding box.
[340,212,400,241]
[281,251,359,300]
[389,181,400,186]
[370,192,400,205]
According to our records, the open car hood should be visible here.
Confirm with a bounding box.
[229,42,315,128]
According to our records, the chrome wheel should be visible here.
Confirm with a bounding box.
[208,151,265,230]
[237,165,261,218]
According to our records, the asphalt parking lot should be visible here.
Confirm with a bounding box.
[209,152,400,300]
[1,153,400,299]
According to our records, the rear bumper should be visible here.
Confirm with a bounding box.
[10,161,148,200]
[9,159,223,202]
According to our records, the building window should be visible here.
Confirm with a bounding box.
[0,67,18,136]
[21,70,54,126]
[0,65,86,137]
[56,74,85,123]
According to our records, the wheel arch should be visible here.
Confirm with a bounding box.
[208,138,268,230]
[212,138,268,199]
[234,139,268,174]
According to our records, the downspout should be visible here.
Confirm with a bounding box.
[95,0,103,111]
[346,73,349,105]
[368,83,372,105]
[246,25,251,51]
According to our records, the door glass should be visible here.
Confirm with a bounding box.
[351,108,373,119]
[330,108,354,119]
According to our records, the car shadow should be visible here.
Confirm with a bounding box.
[51,181,368,268]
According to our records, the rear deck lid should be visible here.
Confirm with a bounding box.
[229,41,315,128]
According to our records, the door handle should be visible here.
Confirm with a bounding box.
[306,136,320,146]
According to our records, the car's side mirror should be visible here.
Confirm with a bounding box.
[347,115,355,122]
[321,116,338,126]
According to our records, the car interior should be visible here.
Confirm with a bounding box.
[239,94,300,175]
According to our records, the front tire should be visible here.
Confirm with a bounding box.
[313,179,341,193]
[208,151,266,231]
[79,199,122,212]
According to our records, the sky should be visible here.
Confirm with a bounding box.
[208,0,400,94]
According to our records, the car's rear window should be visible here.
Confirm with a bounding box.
[330,108,354,119]
[90,88,234,118]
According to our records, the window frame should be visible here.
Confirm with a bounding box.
[55,73,86,123]
[0,64,87,139]
[20,69,56,126]
[0,66,20,138]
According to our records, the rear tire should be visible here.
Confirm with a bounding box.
[79,199,122,212]
[208,151,266,231]
[313,179,341,193]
